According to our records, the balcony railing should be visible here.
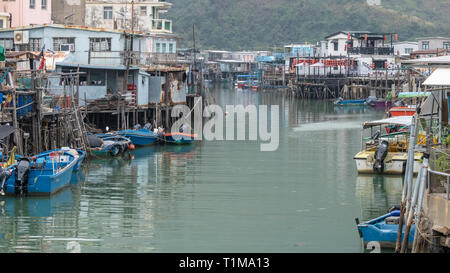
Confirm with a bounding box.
[87,51,178,66]
[348,47,394,55]
[151,19,172,33]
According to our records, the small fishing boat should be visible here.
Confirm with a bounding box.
[88,134,134,157]
[354,116,423,175]
[366,96,392,110]
[1,148,79,196]
[356,210,415,249]
[118,129,158,146]
[164,133,197,145]
[334,98,367,106]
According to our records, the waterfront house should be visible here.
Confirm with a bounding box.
[321,31,397,76]
[0,0,52,27]
[0,24,186,109]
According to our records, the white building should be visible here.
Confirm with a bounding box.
[85,0,173,34]
[393,41,418,57]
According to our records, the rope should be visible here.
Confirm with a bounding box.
[414,215,446,247]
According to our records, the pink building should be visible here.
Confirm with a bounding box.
[0,0,52,28]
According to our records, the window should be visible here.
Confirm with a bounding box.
[29,0,35,9]
[53,37,75,52]
[29,38,41,51]
[332,40,338,51]
[405,48,413,54]
[444,42,450,49]
[0,20,3,29]
[140,6,147,16]
[0,38,14,50]
[17,38,42,51]
[155,43,160,53]
[422,41,429,50]
[162,43,166,53]
[89,37,112,52]
[104,6,113,19]
[41,0,47,9]
[169,43,173,53]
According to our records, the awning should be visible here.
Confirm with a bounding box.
[398,92,430,98]
[419,92,440,116]
[0,125,16,140]
[363,116,413,129]
[423,68,450,86]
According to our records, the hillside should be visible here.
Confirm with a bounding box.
[165,0,450,50]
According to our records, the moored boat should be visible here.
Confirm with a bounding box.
[354,116,423,175]
[164,133,197,145]
[88,134,134,157]
[356,210,415,249]
[1,148,79,196]
[118,129,158,146]
[389,106,416,117]
[334,98,367,106]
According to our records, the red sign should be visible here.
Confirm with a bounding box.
[127,84,137,91]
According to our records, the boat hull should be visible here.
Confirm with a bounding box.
[354,151,423,175]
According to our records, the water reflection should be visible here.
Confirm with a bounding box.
[356,175,403,221]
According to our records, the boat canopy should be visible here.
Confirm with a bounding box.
[397,92,430,98]
[0,125,16,140]
[363,116,413,129]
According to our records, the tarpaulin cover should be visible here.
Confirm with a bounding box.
[0,125,16,140]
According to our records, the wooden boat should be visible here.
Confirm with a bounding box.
[118,129,158,146]
[164,133,197,145]
[354,116,423,175]
[88,134,134,157]
[1,148,79,196]
[356,211,415,249]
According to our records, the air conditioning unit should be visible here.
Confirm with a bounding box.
[14,31,29,45]
[60,44,75,52]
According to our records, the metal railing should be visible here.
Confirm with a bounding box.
[87,51,178,66]
[427,168,450,200]
[348,47,394,55]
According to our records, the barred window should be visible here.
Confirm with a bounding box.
[17,38,42,51]
[0,38,14,50]
[53,37,75,52]
[89,37,112,52]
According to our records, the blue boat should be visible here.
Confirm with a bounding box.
[334,98,367,106]
[164,133,196,145]
[118,129,158,146]
[356,211,415,249]
[1,148,79,196]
